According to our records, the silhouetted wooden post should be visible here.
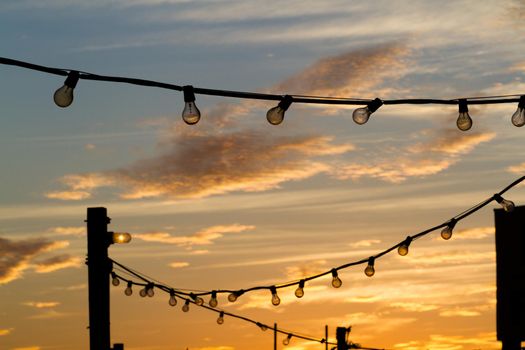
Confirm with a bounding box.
[495,206,525,350]
[87,207,111,350]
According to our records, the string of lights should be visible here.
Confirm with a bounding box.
[1,56,525,129]
[109,175,524,307]
[110,269,385,350]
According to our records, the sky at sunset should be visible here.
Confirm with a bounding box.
[2,1,525,349]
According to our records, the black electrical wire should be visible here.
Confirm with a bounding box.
[1,56,523,106]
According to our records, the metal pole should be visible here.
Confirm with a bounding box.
[274,323,277,350]
[325,325,328,350]
[87,207,111,350]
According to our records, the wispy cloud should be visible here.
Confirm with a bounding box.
[507,161,525,174]
[0,328,14,336]
[349,240,381,248]
[0,237,69,284]
[285,260,328,279]
[169,261,190,269]
[49,226,85,236]
[134,224,255,247]
[334,128,495,183]
[23,301,60,309]
[33,254,82,273]
[433,226,493,241]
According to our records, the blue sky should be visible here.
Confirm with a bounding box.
[1,1,525,350]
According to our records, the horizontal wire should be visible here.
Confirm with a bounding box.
[110,175,525,297]
[1,56,523,107]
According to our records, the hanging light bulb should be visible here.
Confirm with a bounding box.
[494,194,515,212]
[111,232,132,244]
[352,98,383,125]
[441,218,457,240]
[266,95,293,125]
[256,322,268,331]
[111,272,120,286]
[209,291,218,307]
[217,311,225,325]
[283,334,292,346]
[189,293,204,306]
[53,71,79,108]
[124,281,133,296]
[270,286,281,306]
[182,85,201,125]
[139,285,148,297]
[146,283,155,297]
[397,236,412,256]
[331,269,342,288]
[182,300,190,312]
[228,290,244,303]
[295,280,305,298]
[169,290,177,306]
[511,95,525,127]
[456,99,472,131]
[364,257,375,277]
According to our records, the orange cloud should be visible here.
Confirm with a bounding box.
[45,190,91,200]
[285,260,328,279]
[23,301,60,309]
[33,255,82,273]
[169,261,190,269]
[274,44,411,97]
[49,226,85,236]
[0,238,68,284]
[507,161,525,174]
[349,239,381,248]
[134,224,255,247]
[0,328,13,336]
[334,129,495,183]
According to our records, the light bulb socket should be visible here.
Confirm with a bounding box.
[270,286,277,295]
[64,71,79,89]
[447,218,457,230]
[367,98,383,113]
[211,290,217,298]
[331,269,338,278]
[183,85,196,103]
[458,99,468,113]
[519,95,525,109]
[493,193,504,203]
[368,256,375,266]
[403,236,413,246]
[127,281,132,288]
[298,279,305,289]
[170,289,175,297]
[278,95,293,111]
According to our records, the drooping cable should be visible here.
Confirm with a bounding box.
[109,175,524,302]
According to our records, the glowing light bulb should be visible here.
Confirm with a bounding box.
[456,99,472,131]
[209,291,218,307]
[195,297,204,306]
[53,71,79,108]
[283,334,292,346]
[266,95,293,125]
[295,280,305,298]
[494,194,515,212]
[111,272,120,286]
[169,291,177,306]
[112,232,132,244]
[352,98,383,125]
[125,281,133,296]
[511,96,525,127]
[182,300,190,312]
[228,290,243,302]
[270,286,280,306]
[397,236,412,256]
[217,311,225,325]
[331,269,342,288]
[441,219,457,240]
[364,257,375,277]
[139,287,147,297]
[182,85,201,125]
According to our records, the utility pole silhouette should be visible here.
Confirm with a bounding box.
[86,207,128,350]
[495,206,525,350]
